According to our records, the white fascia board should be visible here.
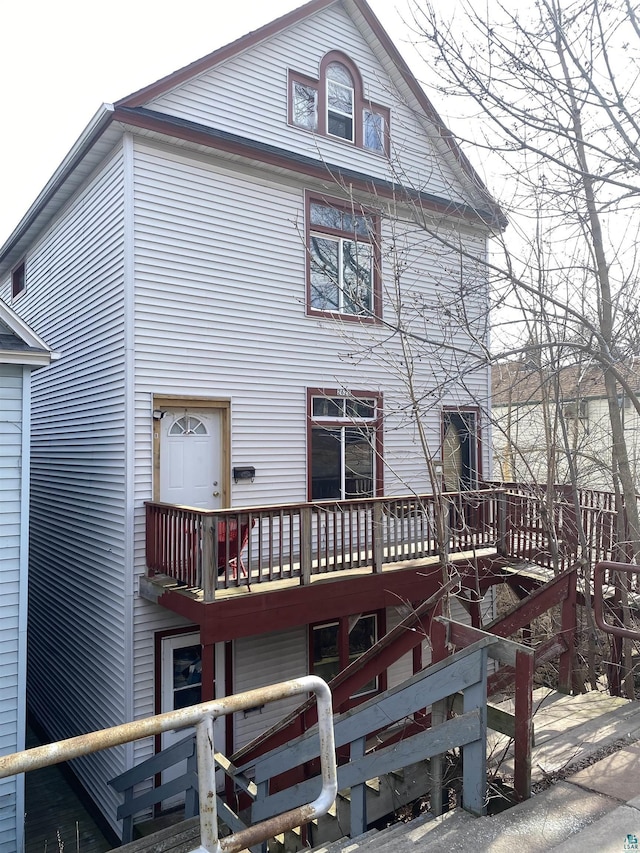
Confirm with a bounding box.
[0,299,53,352]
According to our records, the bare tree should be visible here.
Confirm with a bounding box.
[405,0,640,695]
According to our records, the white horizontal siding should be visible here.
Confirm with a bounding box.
[148,5,472,205]
[233,627,307,751]
[132,143,490,509]
[9,147,128,833]
[0,366,23,853]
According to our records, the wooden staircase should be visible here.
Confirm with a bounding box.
[110,690,640,852]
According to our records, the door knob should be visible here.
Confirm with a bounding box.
[213,491,220,497]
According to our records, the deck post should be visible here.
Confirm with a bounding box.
[513,647,534,801]
[461,647,488,816]
[349,736,367,838]
[558,568,577,694]
[300,506,312,585]
[202,515,216,603]
[429,698,446,817]
[372,501,383,573]
[496,491,508,556]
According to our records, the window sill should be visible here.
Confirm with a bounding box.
[307,307,380,324]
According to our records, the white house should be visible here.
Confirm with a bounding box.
[492,360,640,491]
[0,0,503,836]
[0,300,52,853]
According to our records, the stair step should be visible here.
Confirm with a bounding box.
[551,804,640,852]
[370,809,474,853]
[113,816,200,853]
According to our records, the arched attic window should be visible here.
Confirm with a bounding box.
[325,61,356,142]
[289,51,389,154]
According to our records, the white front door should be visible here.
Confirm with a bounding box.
[160,634,226,807]
[160,409,222,509]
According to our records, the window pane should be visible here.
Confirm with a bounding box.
[311,428,342,499]
[173,645,202,710]
[341,211,373,238]
[310,202,373,238]
[328,110,353,141]
[344,427,374,497]
[310,202,343,230]
[313,623,340,684]
[293,81,317,129]
[326,62,353,87]
[342,240,372,315]
[349,615,377,694]
[328,80,353,117]
[346,398,376,419]
[312,397,344,418]
[310,236,340,311]
[364,110,384,152]
[12,263,25,298]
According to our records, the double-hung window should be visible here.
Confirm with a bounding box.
[326,62,354,141]
[307,196,378,319]
[309,391,381,500]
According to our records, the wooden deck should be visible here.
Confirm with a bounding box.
[25,727,114,853]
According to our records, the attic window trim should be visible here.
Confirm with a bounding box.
[288,51,390,155]
[11,261,26,300]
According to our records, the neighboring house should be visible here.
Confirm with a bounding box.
[0,0,502,836]
[0,300,53,853]
[492,360,640,491]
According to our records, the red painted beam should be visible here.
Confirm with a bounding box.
[484,570,574,638]
[152,563,451,644]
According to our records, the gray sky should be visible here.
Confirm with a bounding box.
[3,0,447,247]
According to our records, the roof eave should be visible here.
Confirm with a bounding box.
[0,349,54,368]
[115,105,505,229]
[0,104,116,277]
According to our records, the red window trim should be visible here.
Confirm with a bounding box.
[306,387,384,501]
[309,611,387,710]
[305,190,382,323]
[288,50,390,156]
[441,406,483,485]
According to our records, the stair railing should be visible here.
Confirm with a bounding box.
[0,677,337,853]
[240,638,494,839]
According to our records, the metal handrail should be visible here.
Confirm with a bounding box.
[594,561,640,640]
[0,676,337,853]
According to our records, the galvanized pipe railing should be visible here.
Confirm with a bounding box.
[0,677,337,853]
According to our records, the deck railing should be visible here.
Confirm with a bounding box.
[146,484,639,600]
[145,489,503,601]
[490,481,638,580]
[109,635,494,842]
